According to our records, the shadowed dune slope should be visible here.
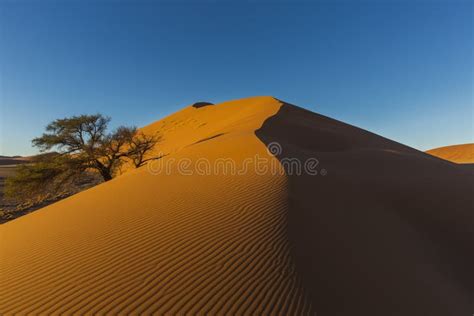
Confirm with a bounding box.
[1,97,473,315]
[255,102,474,315]
[426,143,474,163]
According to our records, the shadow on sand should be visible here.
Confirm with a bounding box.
[255,101,474,316]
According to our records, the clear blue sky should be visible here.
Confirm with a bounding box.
[1,0,472,156]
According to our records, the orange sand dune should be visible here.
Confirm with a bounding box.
[1,97,473,315]
[426,143,474,163]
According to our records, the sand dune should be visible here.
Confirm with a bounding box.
[1,97,472,315]
[426,143,474,164]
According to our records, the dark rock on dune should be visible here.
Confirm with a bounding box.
[192,102,214,108]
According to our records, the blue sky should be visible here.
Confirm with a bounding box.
[1,0,472,156]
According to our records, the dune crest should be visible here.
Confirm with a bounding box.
[1,97,472,315]
[426,143,474,164]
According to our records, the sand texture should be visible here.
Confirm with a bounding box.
[1,97,472,315]
[426,143,474,164]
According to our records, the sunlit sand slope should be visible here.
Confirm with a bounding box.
[426,143,474,163]
[0,97,313,315]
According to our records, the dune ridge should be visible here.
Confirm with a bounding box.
[1,96,473,315]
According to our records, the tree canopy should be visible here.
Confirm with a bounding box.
[6,114,160,202]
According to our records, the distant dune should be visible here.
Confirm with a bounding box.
[426,143,474,163]
[1,97,472,315]
[0,156,30,166]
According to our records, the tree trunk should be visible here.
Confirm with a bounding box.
[99,169,112,181]
[94,160,113,181]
